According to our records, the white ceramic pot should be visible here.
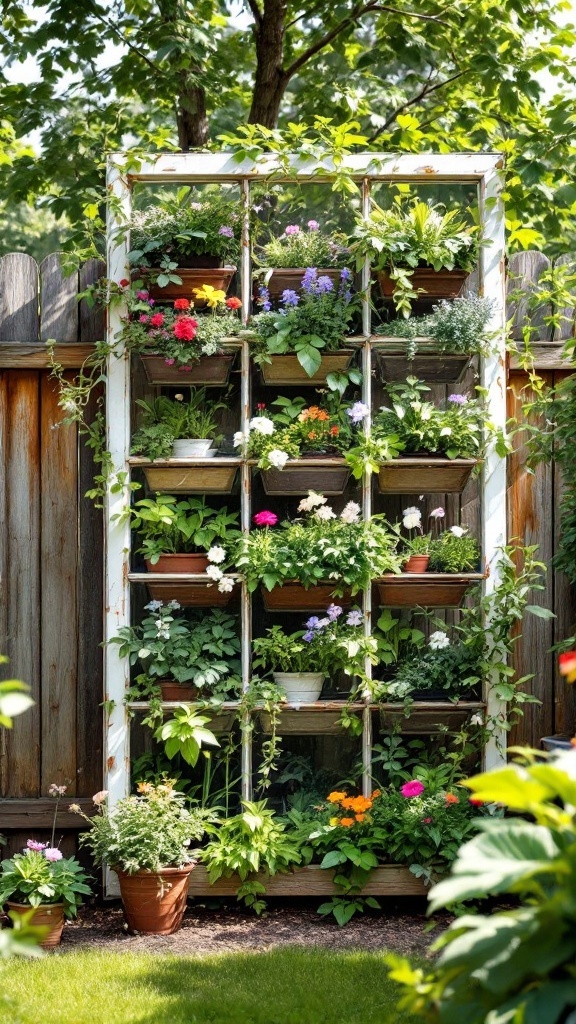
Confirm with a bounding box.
[173,439,214,458]
[272,672,324,702]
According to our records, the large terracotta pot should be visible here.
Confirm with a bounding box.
[114,865,194,935]
[157,680,199,703]
[144,267,236,305]
[145,553,209,574]
[6,901,65,949]
[403,554,430,574]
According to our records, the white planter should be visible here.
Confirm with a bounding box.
[272,672,324,702]
[172,439,214,458]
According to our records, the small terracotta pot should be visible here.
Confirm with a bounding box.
[6,901,65,949]
[146,553,209,574]
[114,865,194,935]
[376,267,469,300]
[157,680,199,703]
[403,554,430,573]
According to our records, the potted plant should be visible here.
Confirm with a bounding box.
[245,267,357,382]
[374,296,494,383]
[122,287,242,385]
[252,604,367,702]
[129,186,240,302]
[254,220,351,302]
[236,492,402,610]
[110,602,242,703]
[74,782,213,934]
[352,199,481,315]
[0,784,92,948]
[384,630,483,704]
[236,395,361,495]
[377,524,484,608]
[346,377,498,493]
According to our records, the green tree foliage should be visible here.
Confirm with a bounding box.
[0,1,575,253]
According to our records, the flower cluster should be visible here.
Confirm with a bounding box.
[129,187,241,266]
[326,790,378,827]
[120,288,241,370]
[252,605,367,677]
[398,502,480,571]
[259,221,350,270]
[235,398,356,470]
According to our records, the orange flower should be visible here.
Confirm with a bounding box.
[445,793,459,805]
[371,790,381,799]
[339,817,355,827]
[469,797,484,807]
[355,813,366,822]
[307,430,318,440]
[136,782,153,794]
[329,425,340,436]
[327,791,347,803]
[349,795,372,813]
[340,797,355,811]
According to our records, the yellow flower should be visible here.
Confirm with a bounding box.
[193,285,226,308]
[329,817,339,826]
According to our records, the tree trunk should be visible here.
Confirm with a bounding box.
[177,78,209,150]
[248,0,289,128]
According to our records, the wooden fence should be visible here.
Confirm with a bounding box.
[0,249,574,850]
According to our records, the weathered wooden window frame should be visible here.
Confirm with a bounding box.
[104,152,506,895]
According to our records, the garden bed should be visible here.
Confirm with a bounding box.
[187,864,427,897]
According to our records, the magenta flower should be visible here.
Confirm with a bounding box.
[401,780,425,798]
[44,848,63,862]
[284,224,300,235]
[136,290,149,300]
[253,510,278,527]
[26,840,47,852]
[164,357,175,366]
[307,220,320,231]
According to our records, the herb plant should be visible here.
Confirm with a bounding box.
[131,389,228,461]
[124,493,240,564]
[428,529,481,573]
[381,295,494,357]
[258,221,350,268]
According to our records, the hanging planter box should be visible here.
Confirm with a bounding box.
[259,351,353,386]
[139,352,236,386]
[187,864,427,897]
[258,700,364,736]
[261,459,350,496]
[374,341,470,384]
[143,267,236,304]
[260,268,343,303]
[145,553,209,574]
[129,572,239,608]
[377,700,485,734]
[377,457,478,494]
[130,458,239,495]
[377,267,470,301]
[376,572,486,608]
[261,582,353,612]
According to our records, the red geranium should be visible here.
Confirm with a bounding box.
[149,313,165,327]
[226,296,242,310]
[173,316,199,341]
[173,298,191,311]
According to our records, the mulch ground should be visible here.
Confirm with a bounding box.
[44,897,450,957]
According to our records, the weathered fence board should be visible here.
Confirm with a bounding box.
[552,253,576,343]
[40,254,79,343]
[0,253,39,343]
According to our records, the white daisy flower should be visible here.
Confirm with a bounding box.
[207,545,226,564]
[218,577,234,593]
[206,564,223,580]
[268,449,290,469]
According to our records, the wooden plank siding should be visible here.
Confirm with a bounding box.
[0,247,575,852]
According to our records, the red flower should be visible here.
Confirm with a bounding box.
[445,793,459,805]
[253,510,278,527]
[469,797,484,807]
[173,316,198,341]
[226,296,242,310]
[119,278,130,288]
[422,817,432,824]
[174,298,191,311]
[150,313,164,327]
[559,651,576,683]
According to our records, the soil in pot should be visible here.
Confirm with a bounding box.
[114,865,194,935]
[145,553,209,574]
[6,901,65,949]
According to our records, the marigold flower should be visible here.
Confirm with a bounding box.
[350,796,372,813]
[226,296,242,310]
[355,813,366,823]
[340,797,355,811]
[307,431,318,440]
[371,790,381,799]
[173,316,199,341]
[327,791,347,804]
[445,792,459,805]
[173,298,191,311]
[401,780,425,798]
[339,817,355,827]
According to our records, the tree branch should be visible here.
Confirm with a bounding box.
[284,1,381,80]
[244,0,263,28]
[366,69,466,143]
[370,5,451,26]
[86,8,166,78]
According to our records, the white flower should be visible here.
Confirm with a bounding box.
[268,449,290,469]
[298,491,327,513]
[249,416,275,435]
[340,501,361,524]
[470,713,484,727]
[233,431,245,448]
[167,600,181,611]
[206,564,223,580]
[218,577,234,593]
[439,426,452,436]
[207,545,226,564]
[145,600,163,612]
[315,505,336,521]
[430,507,445,519]
[450,525,467,538]
[402,505,422,530]
[429,631,450,650]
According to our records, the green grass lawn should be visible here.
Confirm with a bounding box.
[1,947,417,1024]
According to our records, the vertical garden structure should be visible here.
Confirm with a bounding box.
[104,152,506,895]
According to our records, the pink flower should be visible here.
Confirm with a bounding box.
[136,290,149,300]
[44,848,63,862]
[307,220,320,231]
[26,840,47,852]
[253,510,278,527]
[284,225,300,235]
[138,314,149,323]
[401,780,425,798]
[173,316,198,341]
[150,313,164,327]
[164,358,175,366]
[422,817,432,824]
[92,790,108,806]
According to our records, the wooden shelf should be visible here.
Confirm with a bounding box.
[376,700,485,733]
[128,572,241,607]
[129,457,240,494]
[376,573,486,608]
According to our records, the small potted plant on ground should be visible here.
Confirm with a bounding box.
[374,295,494,383]
[111,602,242,703]
[0,784,92,948]
[74,781,214,935]
[129,186,240,302]
[352,199,481,315]
[252,604,367,702]
[254,220,351,302]
[236,491,401,610]
[122,287,242,385]
[245,267,357,382]
[236,395,361,495]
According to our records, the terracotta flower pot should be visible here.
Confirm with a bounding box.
[157,680,199,702]
[6,901,65,949]
[376,267,469,301]
[261,582,353,612]
[403,554,430,573]
[114,865,194,935]
[146,553,209,574]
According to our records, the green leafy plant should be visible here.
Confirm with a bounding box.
[247,267,357,376]
[154,705,220,767]
[238,394,357,470]
[257,220,350,269]
[109,602,241,694]
[131,389,228,461]
[387,750,576,1024]
[122,493,240,565]
[237,492,401,595]
[387,636,483,702]
[253,605,367,678]
[380,296,494,357]
[428,528,481,573]
[129,186,241,269]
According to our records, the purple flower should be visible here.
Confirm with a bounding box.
[317,276,334,294]
[148,298,155,307]
[136,290,149,300]
[26,840,47,852]
[281,289,299,307]
[43,848,63,862]
[448,394,467,405]
[219,225,234,238]
[305,616,320,629]
[346,610,363,627]
[327,604,343,621]
[307,220,320,231]
[285,225,300,235]
[347,402,370,425]
[302,630,316,642]
[340,267,352,282]
[258,286,272,312]
[301,267,317,293]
